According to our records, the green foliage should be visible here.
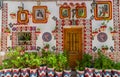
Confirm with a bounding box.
[94,52,114,70]
[0,65,3,70]
[28,53,41,69]
[41,50,51,65]
[113,62,120,70]
[47,53,57,68]
[76,53,93,71]
[55,53,68,71]
[2,59,12,69]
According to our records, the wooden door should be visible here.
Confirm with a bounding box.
[63,27,83,68]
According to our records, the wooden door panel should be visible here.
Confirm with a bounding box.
[63,27,83,68]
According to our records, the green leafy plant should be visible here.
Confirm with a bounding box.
[76,53,93,71]
[47,52,57,68]
[113,62,120,70]
[28,52,41,69]
[94,51,114,70]
[2,59,12,69]
[55,53,67,72]
[0,65,3,70]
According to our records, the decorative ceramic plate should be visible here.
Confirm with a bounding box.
[42,32,52,42]
[97,32,108,42]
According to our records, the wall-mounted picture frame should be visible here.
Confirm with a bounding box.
[59,5,71,19]
[17,10,29,24]
[94,1,112,20]
[32,6,47,23]
[76,5,87,18]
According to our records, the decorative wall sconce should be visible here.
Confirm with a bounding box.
[110,30,117,40]
[52,27,58,39]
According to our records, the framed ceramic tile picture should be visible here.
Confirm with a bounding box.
[59,5,71,19]
[17,10,29,24]
[94,1,112,20]
[32,6,47,23]
[76,5,87,18]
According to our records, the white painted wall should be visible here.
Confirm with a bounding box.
[0,0,114,52]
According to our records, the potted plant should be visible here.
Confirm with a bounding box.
[94,52,114,77]
[0,65,4,77]
[62,51,71,77]
[2,59,12,77]
[76,53,93,77]
[55,53,67,77]
[47,52,57,77]
[75,61,84,77]
[10,12,16,19]
[109,26,117,40]
[101,45,109,53]
[27,52,41,77]
[37,50,51,77]
[44,44,50,51]
[100,20,109,32]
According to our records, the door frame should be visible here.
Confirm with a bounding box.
[63,26,84,57]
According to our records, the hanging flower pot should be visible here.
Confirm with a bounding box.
[38,66,47,77]
[110,31,117,40]
[10,12,16,19]
[29,68,37,77]
[46,10,51,19]
[4,69,12,77]
[76,70,84,77]
[47,68,55,77]
[100,25,107,32]
[12,69,20,77]
[20,68,29,77]
[94,69,102,77]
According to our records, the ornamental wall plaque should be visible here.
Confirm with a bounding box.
[97,32,108,42]
[42,32,52,42]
